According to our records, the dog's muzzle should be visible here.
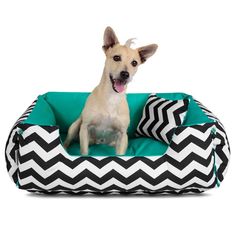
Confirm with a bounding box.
[109,73,130,93]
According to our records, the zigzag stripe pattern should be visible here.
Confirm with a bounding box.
[26,188,204,195]
[15,123,217,193]
[5,100,37,184]
[136,93,189,144]
[5,96,229,195]
[193,98,230,182]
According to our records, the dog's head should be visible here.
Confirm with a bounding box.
[102,26,158,93]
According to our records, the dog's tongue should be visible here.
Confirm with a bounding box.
[114,80,125,93]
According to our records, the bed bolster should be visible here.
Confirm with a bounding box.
[193,99,230,183]
[166,123,218,189]
[5,99,37,185]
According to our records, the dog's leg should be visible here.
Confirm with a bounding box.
[64,117,82,148]
[79,123,89,155]
[115,131,128,155]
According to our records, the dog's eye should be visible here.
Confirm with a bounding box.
[131,60,138,67]
[113,55,121,62]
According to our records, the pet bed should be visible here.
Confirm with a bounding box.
[5,92,230,194]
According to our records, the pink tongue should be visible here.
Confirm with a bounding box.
[114,80,125,93]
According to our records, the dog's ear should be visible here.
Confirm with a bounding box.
[137,44,158,63]
[103,26,119,52]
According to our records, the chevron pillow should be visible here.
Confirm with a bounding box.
[136,93,189,144]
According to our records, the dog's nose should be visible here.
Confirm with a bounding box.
[120,71,129,80]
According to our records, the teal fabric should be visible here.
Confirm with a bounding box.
[60,134,168,156]
[23,95,56,126]
[23,92,213,156]
[184,96,212,125]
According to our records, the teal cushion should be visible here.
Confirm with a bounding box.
[60,134,168,156]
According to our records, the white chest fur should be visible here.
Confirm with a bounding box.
[87,93,126,145]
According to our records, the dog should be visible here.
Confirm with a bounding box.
[64,26,157,155]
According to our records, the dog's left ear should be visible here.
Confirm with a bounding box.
[103,26,119,52]
[137,44,158,63]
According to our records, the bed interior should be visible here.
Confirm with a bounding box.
[22,92,212,156]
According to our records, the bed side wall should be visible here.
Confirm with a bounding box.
[5,99,38,185]
[193,98,230,183]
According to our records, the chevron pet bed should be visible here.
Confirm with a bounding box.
[5,92,230,195]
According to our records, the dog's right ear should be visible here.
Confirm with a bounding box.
[103,27,119,52]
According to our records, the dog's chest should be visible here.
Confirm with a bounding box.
[86,93,128,145]
[88,116,121,145]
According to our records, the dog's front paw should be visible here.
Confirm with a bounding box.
[80,151,89,156]
[116,151,125,156]
[63,142,70,149]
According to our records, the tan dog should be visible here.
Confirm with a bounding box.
[64,27,157,155]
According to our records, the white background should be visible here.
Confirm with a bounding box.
[0,0,235,235]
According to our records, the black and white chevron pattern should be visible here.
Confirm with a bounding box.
[5,96,230,195]
[5,100,37,184]
[136,93,189,144]
[193,98,230,182]
[13,122,217,194]
[164,123,218,189]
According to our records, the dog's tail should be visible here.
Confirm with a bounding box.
[63,117,82,149]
